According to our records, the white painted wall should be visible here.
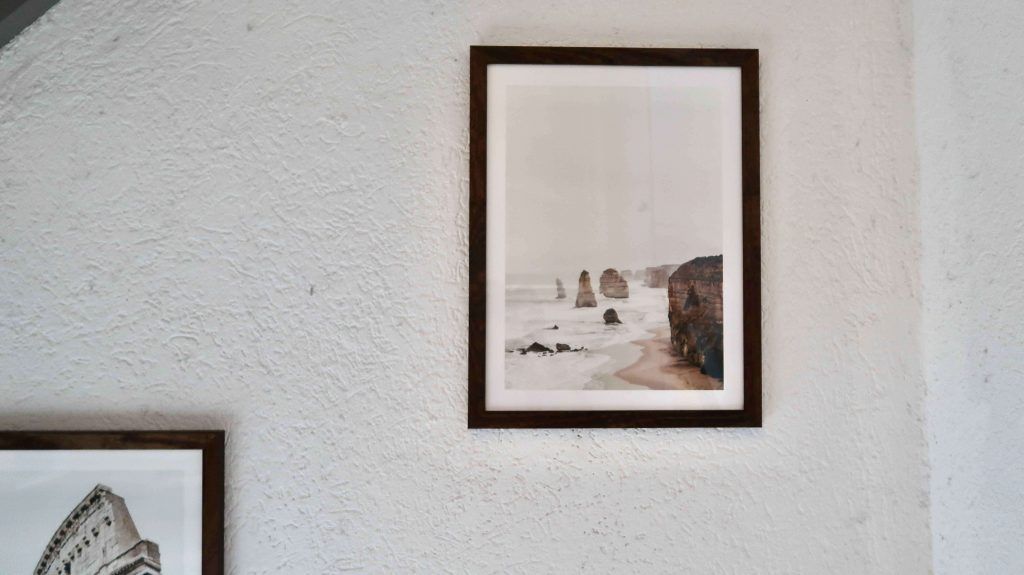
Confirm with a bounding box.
[0,1,929,572]
[916,1,1024,572]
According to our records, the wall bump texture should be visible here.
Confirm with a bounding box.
[1,0,929,572]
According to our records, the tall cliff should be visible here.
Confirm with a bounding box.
[667,255,724,379]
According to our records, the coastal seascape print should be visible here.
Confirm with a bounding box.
[492,65,741,402]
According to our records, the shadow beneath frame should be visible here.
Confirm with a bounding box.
[0,410,234,433]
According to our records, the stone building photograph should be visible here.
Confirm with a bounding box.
[32,485,161,575]
[0,451,202,575]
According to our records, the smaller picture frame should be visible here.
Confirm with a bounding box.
[0,430,225,575]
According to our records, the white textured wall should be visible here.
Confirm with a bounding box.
[916,1,1024,572]
[0,1,929,572]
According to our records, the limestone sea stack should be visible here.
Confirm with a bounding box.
[555,278,566,299]
[644,264,679,288]
[575,270,597,307]
[667,255,724,379]
[599,268,629,298]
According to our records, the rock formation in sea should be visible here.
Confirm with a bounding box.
[555,278,566,299]
[603,308,622,324]
[575,270,597,307]
[522,342,553,353]
[644,264,679,288]
[667,255,724,379]
[599,268,630,298]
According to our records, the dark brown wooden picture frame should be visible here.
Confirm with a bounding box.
[468,46,761,428]
[0,430,226,575]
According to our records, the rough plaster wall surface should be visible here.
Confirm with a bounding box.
[916,1,1024,572]
[0,0,928,572]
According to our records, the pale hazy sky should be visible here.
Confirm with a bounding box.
[0,451,201,575]
[505,83,723,278]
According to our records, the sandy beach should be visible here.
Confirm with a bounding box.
[614,327,722,390]
[505,284,664,390]
[504,284,723,391]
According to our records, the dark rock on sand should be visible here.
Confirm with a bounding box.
[603,308,622,324]
[556,343,571,352]
[524,342,554,353]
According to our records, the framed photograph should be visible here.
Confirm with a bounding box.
[468,46,761,428]
[0,431,225,575]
